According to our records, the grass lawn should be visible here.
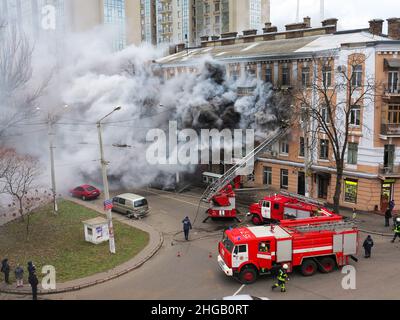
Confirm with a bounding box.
[0,200,149,283]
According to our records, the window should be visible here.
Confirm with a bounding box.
[263,167,272,186]
[231,70,239,81]
[281,67,290,86]
[302,67,310,87]
[280,140,289,155]
[319,139,329,160]
[215,2,220,11]
[280,169,289,189]
[352,65,363,88]
[322,66,332,87]
[259,241,270,252]
[350,105,361,126]
[274,203,280,210]
[265,68,272,83]
[215,15,220,24]
[234,245,247,254]
[347,143,359,165]
[301,104,309,123]
[321,105,330,124]
[118,198,126,205]
[299,137,305,157]
[344,179,358,203]
[388,105,400,124]
[388,71,399,93]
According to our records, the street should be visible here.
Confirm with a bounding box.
[48,188,400,300]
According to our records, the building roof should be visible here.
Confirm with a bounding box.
[83,217,108,226]
[157,31,391,66]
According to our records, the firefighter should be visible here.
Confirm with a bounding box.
[391,219,400,243]
[259,243,268,273]
[363,235,374,258]
[271,264,289,293]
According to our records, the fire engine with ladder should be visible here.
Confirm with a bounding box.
[217,220,358,284]
[201,127,289,223]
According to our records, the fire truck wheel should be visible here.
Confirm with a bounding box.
[239,266,258,284]
[318,257,336,273]
[301,259,317,277]
[251,215,263,226]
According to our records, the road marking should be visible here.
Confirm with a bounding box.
[233,284,246,296]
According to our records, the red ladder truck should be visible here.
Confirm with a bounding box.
[248,191,342,225]
[201,128,289,223]
[217,220,358,284]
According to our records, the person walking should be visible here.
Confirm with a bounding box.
[28,270,39,300]
[363,235,374,258]
[14,264,24,288]
[389,199,395,212]
[385,207,393,227]
[27,261,36,276]
[271,264,289,293]
[391,220,400,243]
[1,259,10,285]
[182,216,192,241]
[352,208,357,221]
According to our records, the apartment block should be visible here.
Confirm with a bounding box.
[157,17,400,214]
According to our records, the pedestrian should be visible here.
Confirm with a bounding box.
[27,261,36,276]
[182,216,192,241]
[389,199,395,212]
[385,207,392,227]
[14,264,24,288]
[352,208,357,221]
[363,235,374,258]
[391,219,400,243]
[28,270,39,300]
[271,264,289,293]
[1,258,10,285]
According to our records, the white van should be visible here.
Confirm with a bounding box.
[112,193,149,219]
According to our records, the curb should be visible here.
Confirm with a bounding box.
[0,230,163,296]
[0,200,164,296]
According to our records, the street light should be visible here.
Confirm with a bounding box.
[97,106,122,254]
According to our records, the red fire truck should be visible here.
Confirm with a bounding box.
[217,220,358,284]
[248,193,342,226]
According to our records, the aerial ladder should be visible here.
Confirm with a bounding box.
[200,126,290,223]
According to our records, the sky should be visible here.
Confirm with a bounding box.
[271,0,400,33]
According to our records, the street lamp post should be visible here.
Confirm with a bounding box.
[97,106,122,254]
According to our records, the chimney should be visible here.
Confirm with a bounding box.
[176,43,185,53]
[387,18,400,40]
[263,25,278,33]
[369,19,384,36]
[322,18,338,27]
[264,22,272,28]
[221,31,238,39]
[303,17,311,28]
[211,35,220,41]
[243,29,258,36]
[200,35,209,42]
[285,22,307,31]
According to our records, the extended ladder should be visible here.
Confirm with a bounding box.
[200,126,289,203]
[291,220,357,233]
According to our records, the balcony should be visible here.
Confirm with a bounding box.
[379,164,400,177]
[381,123,400,137]
[383,84,400,99]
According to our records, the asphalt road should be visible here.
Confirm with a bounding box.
[47,188,400,300]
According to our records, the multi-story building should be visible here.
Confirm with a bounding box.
[158,17,400,213]
[196,0,270,45]
[140,0,157,44]
[1,0,142,50]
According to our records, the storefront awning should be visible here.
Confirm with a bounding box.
[385,58,400,68]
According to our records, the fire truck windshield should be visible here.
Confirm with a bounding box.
[222,233,234,253]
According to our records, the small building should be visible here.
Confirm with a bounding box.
[83,217,110,245]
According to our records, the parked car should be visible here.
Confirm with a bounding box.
[112,193,149,219]
[70,185,101,200]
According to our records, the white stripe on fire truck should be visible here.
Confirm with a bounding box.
[257,252,276,259]
[293,246,333,254]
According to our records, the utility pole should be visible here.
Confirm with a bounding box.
[48,114,58,214]
[97,106,121,254]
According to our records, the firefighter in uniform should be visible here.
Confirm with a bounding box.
[272,264,289,293]
[259,243,268,273]
[391,218,400,243]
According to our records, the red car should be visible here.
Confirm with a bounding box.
[70,185,101,200]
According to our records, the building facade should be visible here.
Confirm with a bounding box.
[158,17,400,213]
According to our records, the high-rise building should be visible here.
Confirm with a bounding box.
[196,0,270,44]
[1,0,142,50]
[140,0,156,44]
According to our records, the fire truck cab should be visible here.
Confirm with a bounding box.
[205,184,239,222]
[218,221,358,284]
[248,194,341,225]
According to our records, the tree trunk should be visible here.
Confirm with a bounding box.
[333,165,344,214]
[18,198,24,222]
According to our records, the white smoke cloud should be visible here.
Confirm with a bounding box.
[0,25,280,194]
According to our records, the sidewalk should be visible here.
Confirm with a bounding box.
[0,199,164,296]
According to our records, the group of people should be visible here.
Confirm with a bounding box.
[1,259,39,300]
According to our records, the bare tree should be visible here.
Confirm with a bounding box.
[0,23,49,137]
[1,150,42,222]
[292,51,377,213]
